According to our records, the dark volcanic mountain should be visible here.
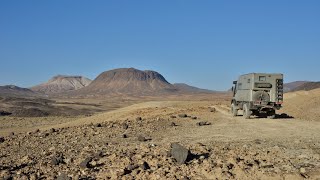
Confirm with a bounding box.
[0,85,38,97]
[77,68,177,96]
[31,75,92,94]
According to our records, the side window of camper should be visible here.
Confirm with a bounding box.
[247,79,251,83]
[238,83,242,89]
[259,76,266,81]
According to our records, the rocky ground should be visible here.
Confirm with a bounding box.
[1,101,320,179]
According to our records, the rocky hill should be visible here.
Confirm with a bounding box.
[284,81,309,92]
[291,81,320,92]
[31,75,92,94]
[0,85,38,97]
[76,68,178,96]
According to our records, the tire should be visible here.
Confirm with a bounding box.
[231,103,238,117]
[243,103,251,119]
[267,109,276,119]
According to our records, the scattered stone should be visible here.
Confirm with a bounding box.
[80,157,93,169]
[95,123,102,127]
[178,114,188,118]
[122,123,129,129]
[141,161,150,170]
[8,132,14,136]
[191,116,198,120]
[300,168,306,174]
[170,115,177,118]
[254,139,263,144]
[170,143,190,164]
[34,129,40,133]
[126,164,138,171]
[56,173,71,180]
[51,154,64,166]
[138,135,147,142]
[2,174,13,180]
[122,134,128,138]
[123,168,132,175]
[209,108,216,112]
[136,117,142,121]
[181,176,189,180]
[196,121,211,126]
[171,122,177,127]
[49,128,56,133]
[94,151,104,158]
[0,136,5,143]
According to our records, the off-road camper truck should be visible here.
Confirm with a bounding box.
[231,73,284,119]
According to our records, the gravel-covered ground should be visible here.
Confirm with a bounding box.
[1,101,320,179]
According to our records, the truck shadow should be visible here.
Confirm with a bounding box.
[276,113,294,119]
[250,113,294,119]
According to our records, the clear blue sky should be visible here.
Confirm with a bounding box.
[0,1,319,91]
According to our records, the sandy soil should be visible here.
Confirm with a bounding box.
[1,100,320,179]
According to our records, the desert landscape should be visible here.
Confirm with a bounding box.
[1,68,320,179]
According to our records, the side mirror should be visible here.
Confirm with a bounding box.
[233,81,237,85]
[231,87,234,92]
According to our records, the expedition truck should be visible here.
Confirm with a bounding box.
[231,73,284,119]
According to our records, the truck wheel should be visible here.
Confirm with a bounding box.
[243,103,251,119]
[267,109,276,119]
[231,103,238,117]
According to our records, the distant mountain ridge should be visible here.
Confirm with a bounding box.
[31,75,92,94]
[284,81,309,92]
[0,85,38,97]
[291,81,320,92]
[173,83,214,93]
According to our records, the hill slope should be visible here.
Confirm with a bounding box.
[31,75,92,94]
[281,88,320,120]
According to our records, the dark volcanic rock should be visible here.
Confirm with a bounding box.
[0,137,5,143]
[196,121,211,126]
[141,161,150,170]
[178,114,188,118]
[171,122,177,127]
[170,143,190,164]
[95,123,102,127]
[49,128,56,133]
[0,110,12,116]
